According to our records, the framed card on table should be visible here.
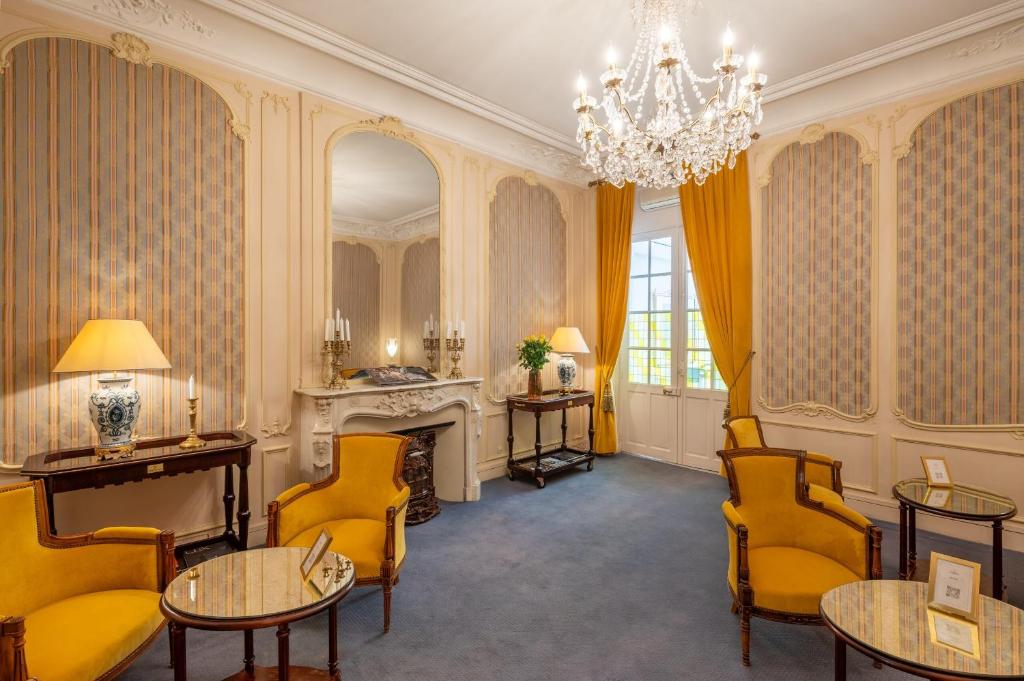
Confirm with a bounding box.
[927,552,981,622]
[921,456,953,487]
[300,528,333,581]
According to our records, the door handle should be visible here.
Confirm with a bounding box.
[662,386,680,396]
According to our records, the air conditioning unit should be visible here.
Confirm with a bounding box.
[637,186,679,212]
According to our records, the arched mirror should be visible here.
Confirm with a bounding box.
[330,131,441,373]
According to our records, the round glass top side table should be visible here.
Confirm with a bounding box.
[160,547,355,681]
[892,479,1017,601]
[821,580,1024,680]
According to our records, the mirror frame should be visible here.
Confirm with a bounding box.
[322,117,445,370]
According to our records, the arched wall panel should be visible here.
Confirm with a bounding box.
[0,36,245,464]
[896,81,1024,427]
[760,131,873,418]
[487,177,566,401]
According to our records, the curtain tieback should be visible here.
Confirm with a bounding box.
[601,377,615,413]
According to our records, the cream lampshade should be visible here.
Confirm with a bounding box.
[54,319,171,457]
[550,326,590,394]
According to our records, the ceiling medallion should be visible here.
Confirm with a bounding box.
[573,0,767,188]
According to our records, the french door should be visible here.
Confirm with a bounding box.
[618,228,728,471]
[618,232,681,463]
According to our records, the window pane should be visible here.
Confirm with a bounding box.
[650,312,671,349]
[628,277,649,312]
[687,310,709,349]
[631,241,649,276]
[686,271,699,309]
[628,349,648,383]
[650,350,672,386]
[650,237,672,274]
[686,350,713,389]
[713,366,728,392]
[650,274,672,311]
[627,313,649,348]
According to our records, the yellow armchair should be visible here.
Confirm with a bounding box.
[722,414,844,497]
[719,448,881,666]
[266,433,410,633]
[0,480,175,681]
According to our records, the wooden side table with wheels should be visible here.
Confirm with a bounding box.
[506,389,595,488]
[161,547,355,680]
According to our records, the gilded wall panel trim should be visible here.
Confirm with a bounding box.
[0,35,246,464]
[758,131,876,421]
[893,79,1024,433]
[486,176,567,402]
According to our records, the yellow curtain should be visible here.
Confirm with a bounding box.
[593,182,635,454]
[678,153,753,418]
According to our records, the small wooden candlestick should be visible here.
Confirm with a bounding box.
[179,397,206,449]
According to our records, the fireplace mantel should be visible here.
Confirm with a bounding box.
[294,378,483,502]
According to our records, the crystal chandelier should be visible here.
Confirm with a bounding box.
[573,0,766,188]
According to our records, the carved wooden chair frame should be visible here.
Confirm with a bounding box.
[718,448,882,666]
[266,432,410,633]
[722,415,845,495]
[0,480,175,681]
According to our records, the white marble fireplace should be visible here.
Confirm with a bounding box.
[294,378,483,501]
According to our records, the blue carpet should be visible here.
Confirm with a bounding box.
[121,454,1022,680]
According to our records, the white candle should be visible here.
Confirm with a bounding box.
[335,308,342,334]
[188,374,196,400]
[345,318,351,342]
[325,318,333,341]
[423,320,429,338]
[459,320,466,338]
[446,321,452,339]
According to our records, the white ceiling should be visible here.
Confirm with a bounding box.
[264,0,1008,141]
[332,131,439,223]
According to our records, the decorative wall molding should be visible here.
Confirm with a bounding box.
[93,0,214,37]
[259,418,288,438]
[331,207,439,242]
[759,418,879,494]
[508,141,593,186]
[762,1,1024,103]
[951,22,1024,58]
[109,30,151,64]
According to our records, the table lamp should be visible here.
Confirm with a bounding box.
[53,319,171,458]
[550,326,589,394]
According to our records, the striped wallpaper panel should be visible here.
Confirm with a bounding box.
[0,37,245,464]
[400,237,439,367]
[896,81,1024,427]
[331,240,381,369]
[488,177,566,401]
[761,132,873,417]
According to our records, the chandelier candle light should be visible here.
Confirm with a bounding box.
[323,309,352,390]
[574,0,766,187]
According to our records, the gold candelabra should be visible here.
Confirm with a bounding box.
[422,335,440,373]
[179,397,206,449]
[446,331,465,380]
[322,335,352,389]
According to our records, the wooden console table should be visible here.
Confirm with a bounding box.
[506,390,595,488]
[21,431,257,561]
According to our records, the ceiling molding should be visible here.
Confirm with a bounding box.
[195,0,579,154]
[762,0,1024,103]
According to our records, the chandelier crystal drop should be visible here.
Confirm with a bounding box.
[573,0,767,188]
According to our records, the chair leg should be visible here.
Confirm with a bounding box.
[730,599,739,615]
[382,582,393,634]
[167,622,174,668]
[740,606,751,666]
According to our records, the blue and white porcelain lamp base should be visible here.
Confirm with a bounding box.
[557,354,577,395]
[89,374,141,459]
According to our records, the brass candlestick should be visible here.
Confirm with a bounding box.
[179,397,206,449]
[323,334,352,389]
[422,335,440,373]
[446,331,465,380]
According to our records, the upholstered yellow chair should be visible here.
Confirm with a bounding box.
[719,448,881,666]
[722,415,844,498]
[0,480,175,681]
[267,433,410,633]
